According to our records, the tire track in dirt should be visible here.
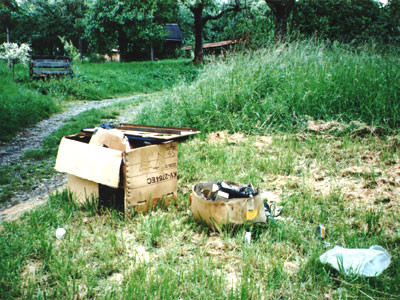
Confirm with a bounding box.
[0,94,150,221]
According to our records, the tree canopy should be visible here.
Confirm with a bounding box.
[0,0,398,61]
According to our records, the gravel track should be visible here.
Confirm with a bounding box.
[0,94,149,221]
[0,94,146,167]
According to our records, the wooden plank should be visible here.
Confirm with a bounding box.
[82,127,199,141]
[32,62,72,68]
[118,124,198,134]
[32,55,72,61]
[33,70,73,75]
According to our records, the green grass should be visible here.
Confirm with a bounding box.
[1,132,399,299]
[25,59,199,101]
[135,41,400,133]
[0,63,59,142]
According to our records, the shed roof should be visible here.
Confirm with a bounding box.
[165,24,183,42]
[184,40,238,51]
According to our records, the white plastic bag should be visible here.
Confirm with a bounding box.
[319,245,391,277]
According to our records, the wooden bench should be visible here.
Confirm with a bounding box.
[29,56,73,79]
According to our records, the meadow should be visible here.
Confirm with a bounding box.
[0,41,399,299]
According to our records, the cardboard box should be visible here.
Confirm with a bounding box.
[55,134,178,215]
[190,181,266,230]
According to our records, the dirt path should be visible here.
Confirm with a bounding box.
[0,94,147,167]
[0,94,150,221]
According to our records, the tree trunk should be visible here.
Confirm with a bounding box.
[276,14,288,38]
[265,0,295,41]
[79,37,83,62]
[193,5,204,64]
[7,27,11,68]
[117,28,128,62]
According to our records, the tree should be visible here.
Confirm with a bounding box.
[181,0,243,63]
[0,42,30,80]
[264,0,295,40]
[85,0,167,61]
[0,0,19,66]
[292,0,392,43]
[204,0,274,49]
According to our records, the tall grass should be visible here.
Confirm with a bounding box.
[135,41,400,133]
[0,63,59,142]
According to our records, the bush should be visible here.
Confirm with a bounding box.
[135,41,400,133]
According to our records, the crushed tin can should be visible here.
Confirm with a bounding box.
[316,225,326,239]
[244,231,252,244]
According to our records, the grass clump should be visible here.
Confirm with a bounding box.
[0,63,59,142]
[135,41,400,133]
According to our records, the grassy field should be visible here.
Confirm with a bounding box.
[0,59,198,142]
[0,41,399,299]
[1,129,399,299]
[136,41,400,133]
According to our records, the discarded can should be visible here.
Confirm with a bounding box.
[244,232,251,244]
[316,225,326,239]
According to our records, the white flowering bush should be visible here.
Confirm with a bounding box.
[0,42,31,65]
[0,42,31,79]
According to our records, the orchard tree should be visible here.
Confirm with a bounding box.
[181,0,243,63]
[292,0,393,42]
[85,0,167,61]
[264,0,295,40]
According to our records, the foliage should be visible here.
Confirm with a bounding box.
[0,62,59,142]
[3,0,88,56]
[0,42,31,79]
[292,0,400,43]
[205,0,274,47]
[84,0,178,61]
[135,41,400,133]
[58,36,80,62]
[2,0,399,59]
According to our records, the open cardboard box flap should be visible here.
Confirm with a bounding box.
[55,136,122,188]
